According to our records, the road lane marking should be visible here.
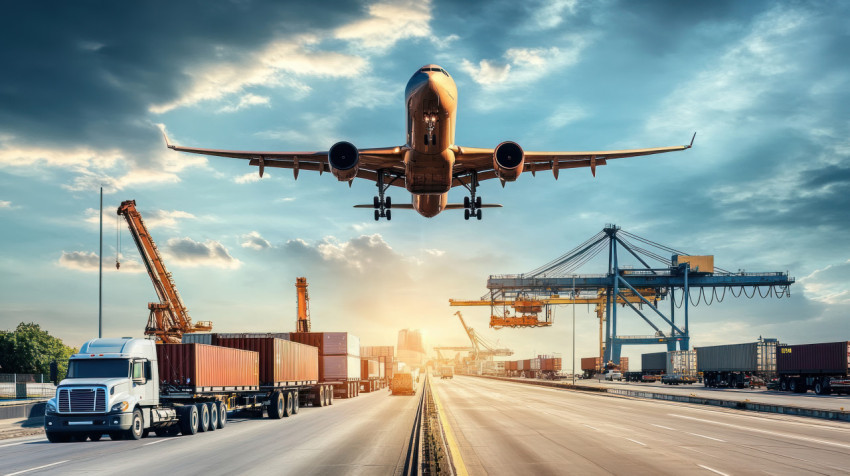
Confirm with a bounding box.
[670,414,850,449]
[625,438,646,446]
[6,460,68,476]
[697,464,729,476]
[688,432,725,442]
[429,379,468,476]
[143,439,167,446]
[583,424,599,430]
[651,424,675,431]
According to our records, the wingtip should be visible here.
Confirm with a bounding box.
[160,127,174,149]
[687,131,697,149]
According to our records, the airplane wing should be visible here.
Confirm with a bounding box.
[451,133,695,183]
[163,131,407,186]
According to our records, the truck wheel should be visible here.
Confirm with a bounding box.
[46,431,71,443]
[269,391,285,419]
[789,379,799,393]
[780,379,788,391]
[71,432,88,442]
[284,392,294,417]
[216,401,227,429]
[88,432,102,442]
[179,405,199,436]
[125,408,144,440]
[315,386,325,407]
[196,403,211,432]
[142,429,150,438]
[292,391,299,414]
[109,432,124,440]
[327,385,333,405]
[207,402,218,431]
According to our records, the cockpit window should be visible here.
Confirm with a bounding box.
[420,67,449,76]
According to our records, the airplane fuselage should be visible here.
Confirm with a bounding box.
[404,65,458,217]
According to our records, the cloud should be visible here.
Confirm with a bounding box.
[164,237,241,269]
[545,106,587,130]
[315,234,403,272]
[799,259,850,305]
[234,172,268,184]
[334,0,432,51]
[525,0,577,30]
[460,41,588,91]
[241,231,271,251]
[85,206,195,229]
[58,251,143,273]
[218,93,271,113]
[0,200,11,208]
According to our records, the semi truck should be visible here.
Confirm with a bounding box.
[44,337,331,443]
[777,341,850,395]
[697,339,778,388]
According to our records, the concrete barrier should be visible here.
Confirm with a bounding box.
[0,401,46,420]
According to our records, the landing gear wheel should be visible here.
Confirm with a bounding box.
[206,402,218,431]
[125,408,143,440]
[46,431,71,443]
[216,401,227,429]
[179,404,199,436]
[464,209,470,220]
[196,403,210,432]
[464,196,470,208]
[386,210,391,220]
[373,196,380,208]
[374,210,379,221]
[270,391,285,419]
[475,196,482,208]
[385,196,391,208]
[476,209,482,220]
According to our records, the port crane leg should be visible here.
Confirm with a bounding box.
[460,171,482,221]
[372,169,392,221]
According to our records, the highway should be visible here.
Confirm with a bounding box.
[0,386,419,476]
[432,375,850,476]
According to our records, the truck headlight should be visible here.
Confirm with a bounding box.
[111,401,129,412]
[46,400,57,414]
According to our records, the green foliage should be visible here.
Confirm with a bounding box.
[0,323,77,380]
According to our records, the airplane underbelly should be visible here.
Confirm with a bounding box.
[412,194,448,218]
[405,149,454,194]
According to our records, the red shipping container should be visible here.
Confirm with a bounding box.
[777,342,850,375]
[157,343,258,390]
[216,337,318,386]
[541,358,562,371]
[289,332,360,356]
[581,357,602,371]
[361,358,380,379]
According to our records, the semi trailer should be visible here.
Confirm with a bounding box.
[777,341,850,395]
[44,337,332,443]
[697,339,779,388]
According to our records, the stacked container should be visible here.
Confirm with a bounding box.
[361,345,394,382]
[290,332,361,398]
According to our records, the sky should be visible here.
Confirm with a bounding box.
[1,0,849,371]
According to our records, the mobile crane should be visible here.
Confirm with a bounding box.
[295,277,310,332]
[117,200,212,343]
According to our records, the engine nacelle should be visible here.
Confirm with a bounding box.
[493,141,524,181]
[328,141,360,181]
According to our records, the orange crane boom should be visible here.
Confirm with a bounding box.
[295,277,311,332]
[117,200,212,343]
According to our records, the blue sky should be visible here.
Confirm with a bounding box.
[1,1,848,370]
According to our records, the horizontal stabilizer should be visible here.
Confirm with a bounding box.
[353,204,502,210]
[354,204,414,209]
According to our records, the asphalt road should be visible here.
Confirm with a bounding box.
[432,375,850,476]
[0,385,421,476]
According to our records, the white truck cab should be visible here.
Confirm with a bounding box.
[44,338,159,442]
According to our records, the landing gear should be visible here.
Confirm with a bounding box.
[462,171,483,221]
[373,169,393,221]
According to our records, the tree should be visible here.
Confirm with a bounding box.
[0,323,77,380]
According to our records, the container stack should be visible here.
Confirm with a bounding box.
[290,332,361,398]
[361,345,394,383]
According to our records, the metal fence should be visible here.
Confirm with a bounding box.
[0,374,56,399]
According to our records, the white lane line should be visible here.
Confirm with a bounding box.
[583,424,599,430]
[0,441,29,448]
[143,439,167,446]
[670,413,850,449]
[697,464,729,476]
[688,432,725,442]
[6,460,69,476]
[625,438,646,446]
[651,424,675,431]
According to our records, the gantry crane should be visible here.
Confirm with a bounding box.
[295,277,311,332]
[117,200,212,343]
[452,311,513,362]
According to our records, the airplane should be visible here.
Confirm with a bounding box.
[164,64,694,221]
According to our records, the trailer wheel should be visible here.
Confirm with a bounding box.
[292,391,299,414]
[206,403,218,431]
[780,378,788,391]
[269,391,285,419]
[179,405,199,435]
[789,379,799,393]
[88,432,102,442]
[326,385,333,406]
[216,401,227,428]
[283,392,294,417]
[196,403,211,432]
[125,408,144,440]
[315,386,325,407]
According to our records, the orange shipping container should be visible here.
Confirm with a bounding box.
[581,357,602,371]
[361,358,380,379]
[156,343,258,390]
[216,337,318,386]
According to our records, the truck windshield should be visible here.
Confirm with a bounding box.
[67,359,130,378]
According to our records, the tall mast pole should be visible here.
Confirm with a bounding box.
[98,186,103,338]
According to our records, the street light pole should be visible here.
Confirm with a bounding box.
[98,186,103,338]
[572,275,576,385]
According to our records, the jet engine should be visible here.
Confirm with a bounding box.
[328,141,360,181]
[493,141,524,181]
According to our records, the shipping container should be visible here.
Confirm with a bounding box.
[672,254,714,274]
[530,358,541,370]
[361,346,394,359]
[181,332,290,345]
[541,358,562,372]
[776,341,850,394]
[181,333,216,345]
[290,332,360,356]
[216,337,318,386]
[156,343,259,390]
[641,352,667,373]
[322,355,362,381]
[663,350,697,384]
[581,357,601,372]
[696,339,779,388]
[361,358,380,379]
[618,357,629,373]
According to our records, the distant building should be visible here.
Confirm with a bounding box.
[397,329,426,370]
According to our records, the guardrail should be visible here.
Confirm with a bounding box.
[402,376,426,476]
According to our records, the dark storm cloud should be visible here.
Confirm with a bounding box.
[0,1,359,154]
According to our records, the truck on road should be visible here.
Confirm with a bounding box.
[44,337,331,443]
[439,366,454,379]
[777,341,850,395]
[697,339,778,388]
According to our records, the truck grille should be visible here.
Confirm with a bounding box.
[58,387,106,413]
